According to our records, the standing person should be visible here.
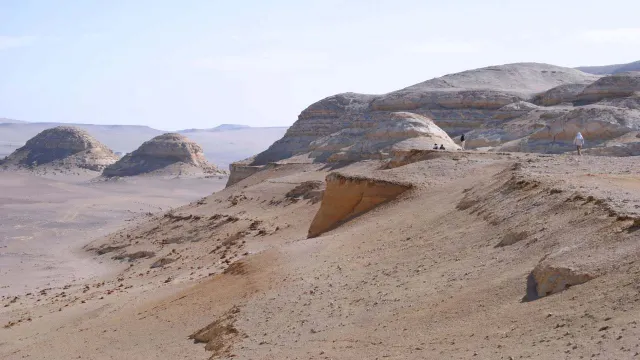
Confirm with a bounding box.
[460,134,466,150]
[573,132,585,156]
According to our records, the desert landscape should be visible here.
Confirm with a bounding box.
[1,58,639,359]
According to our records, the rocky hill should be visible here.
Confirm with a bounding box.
[0,126,118,172]
[102,133,224,177]
[0,122,287,168]
[577,60,640,75]
[248,64,640,180]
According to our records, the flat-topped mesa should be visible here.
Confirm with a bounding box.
[250,63,599,166]
[102,133,223,177]
[0,126,118,171]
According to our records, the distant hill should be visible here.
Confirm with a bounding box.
[576,60,640,75]
[0,118,27,124]
[0,121,288,168]
[179,124,250,133]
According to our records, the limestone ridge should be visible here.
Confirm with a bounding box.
[0,126,118,171]
[102,133,223,177]
[252,63,599,165]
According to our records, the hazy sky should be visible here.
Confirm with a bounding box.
[1,0,639,130]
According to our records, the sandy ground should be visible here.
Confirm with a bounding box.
[1,153,639,360]
[0,171,227,297]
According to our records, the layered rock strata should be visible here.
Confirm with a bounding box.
[102,133,222,177]
[0,126,118,171]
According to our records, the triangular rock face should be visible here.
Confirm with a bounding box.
[102,133,222,177]
[0,126,118,171]
[307,173,411,238]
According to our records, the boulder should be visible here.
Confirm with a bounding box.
[102,133,223,177]
[0,126,118,171]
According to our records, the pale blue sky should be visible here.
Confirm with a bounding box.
[1,0,639,130]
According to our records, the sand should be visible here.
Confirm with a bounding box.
[0,171,226,297]
[1,153,639,359]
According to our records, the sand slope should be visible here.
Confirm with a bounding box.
[2,152,639,359]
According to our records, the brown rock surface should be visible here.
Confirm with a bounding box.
[0,126,118,172]
[307,173,411,238]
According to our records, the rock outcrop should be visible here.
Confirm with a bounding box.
[251,63,598,166]
[532,83,590,106]
[308,173,411,238]
[102,133,223,177]
[308,112,460,162]
[526,262,596,301]
[577,72,640,103]
[225,156,263,187]
[0,126,118,171]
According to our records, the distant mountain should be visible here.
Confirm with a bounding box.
[0,118,27,124]
[0,121,288,168]
[576,60,640,75]
[178,124,251,133]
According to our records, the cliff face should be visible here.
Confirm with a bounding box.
[0,126,118,171]
[307,173,411,238]
[102,133,223,177]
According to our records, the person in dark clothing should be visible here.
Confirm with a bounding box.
[460,134,466,150]
[433,144,438,150]
[439,144,445,150]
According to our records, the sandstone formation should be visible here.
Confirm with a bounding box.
[532,83,590,106]
[307,173,411,238]
[577,72,640,103]
[251,63,598,167]
[102,133,223,177]
[0,126,118,171]
[527,262,596,301]
[225,156,263,187]
[308,112,460,162]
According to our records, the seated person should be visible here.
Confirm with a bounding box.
[439,144,445,150]
[433,144,438,150]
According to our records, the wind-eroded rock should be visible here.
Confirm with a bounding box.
[251,63,598,165]
[528,106,640,149]
[532,83,589,106]
[0,126,118,171]
[226,157,263,187]
[526,262,596,301]
[577,72,640,103]
[307,173,411,238]
[308,112,459,162]
[102,133,222,177]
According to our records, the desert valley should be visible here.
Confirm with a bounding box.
[1,59,639,360]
